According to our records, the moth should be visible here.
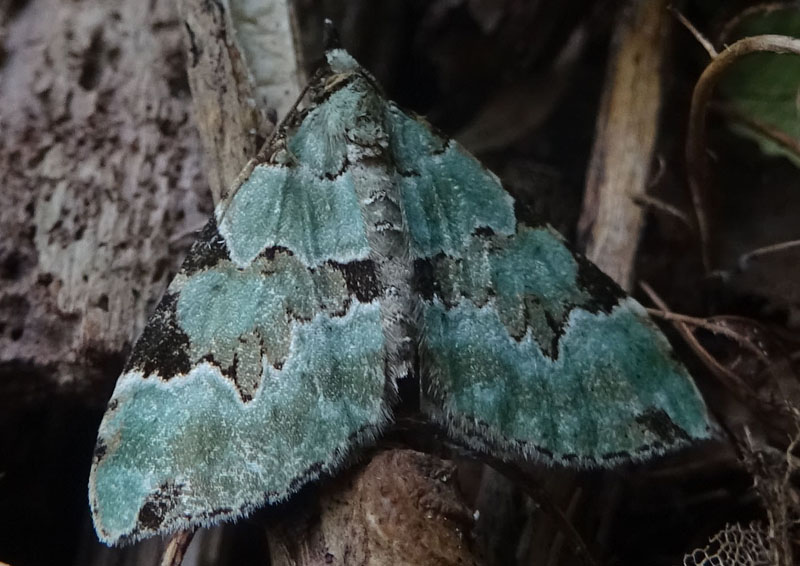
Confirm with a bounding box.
[89,46,713,545]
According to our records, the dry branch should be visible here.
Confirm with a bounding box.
[578,0,670,291]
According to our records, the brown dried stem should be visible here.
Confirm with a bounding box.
[578,0,670,291]
[670,6,717,58]
[645,309,772,366]
[737,238,800,268]
[642,282,798,427]
[159,530,195,566]
[632,194,693,228]
[640,282,761,405]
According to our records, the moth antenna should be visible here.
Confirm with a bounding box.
[323,18,342,51]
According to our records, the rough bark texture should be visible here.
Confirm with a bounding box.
[0,0,209,404]
[269,450,482,566]
[174,0,302,208]
[0,0,212,563]
[176,0,263,205]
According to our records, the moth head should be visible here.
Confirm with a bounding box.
[324,48,361,87]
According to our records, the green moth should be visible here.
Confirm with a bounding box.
[88,46,713,545]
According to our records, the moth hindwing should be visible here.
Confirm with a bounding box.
[89,47,713,544]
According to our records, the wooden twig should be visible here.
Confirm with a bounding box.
[159,530,196,566]
[645,309,772,365]
[632,194,693,228]
[640,282,761,404]
[641,282,799,427]
[670,6,717,58]
[578,0,671,291]
[736,238,800,269]
[175,0,295,204]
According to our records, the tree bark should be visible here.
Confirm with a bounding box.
[1,0,212,563]
[0,0,209,402]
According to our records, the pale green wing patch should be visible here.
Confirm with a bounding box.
[394,123,715,464]
[90,298,386,543]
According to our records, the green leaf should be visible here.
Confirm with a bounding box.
[718,7,800,167]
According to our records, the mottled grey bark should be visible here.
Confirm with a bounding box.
[1,0,210,563]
